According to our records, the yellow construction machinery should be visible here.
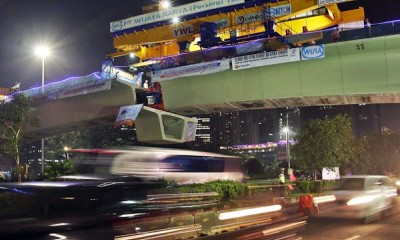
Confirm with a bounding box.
[109,0,364,66]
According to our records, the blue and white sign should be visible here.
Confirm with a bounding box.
[265,4,292,18]
[152,59,230,82]
[114,104,144,128]
[236,12,264,25]
[301,45,325,60]
[214,18,229,29]
[236,4,291,25]
[232,48,300,70]
[322,167,340,180]
[111,0,245,33]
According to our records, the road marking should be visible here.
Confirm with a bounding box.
[345,236,361,240]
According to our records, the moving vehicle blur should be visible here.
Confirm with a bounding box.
[0,177,306,239]
[317,175,398,223]
[63,147,244,184]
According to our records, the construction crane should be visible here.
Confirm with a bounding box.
[108,0,364,67]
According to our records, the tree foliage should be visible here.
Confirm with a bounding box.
[243,158,265,179]
[45,132,84,160]
[342,137,370,175]
[44,125,136,160]
[0,94,39,182]
[77,125,136,148]
[363,132,400,176]
[292,114,356,175]
[45,160,75,181]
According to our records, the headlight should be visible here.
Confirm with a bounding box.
[347,195,375,206]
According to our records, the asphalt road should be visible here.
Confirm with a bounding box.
[300,211,400,240]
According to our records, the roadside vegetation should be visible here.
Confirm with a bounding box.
[0,94,39,182]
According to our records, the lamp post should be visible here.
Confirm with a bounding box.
[160,0,171,9]
[34,45,50,178]
[63,146,71,160]
[283,126,290,170]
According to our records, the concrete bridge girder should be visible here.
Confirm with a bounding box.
[25,78,137,140]
[160,35,400,115]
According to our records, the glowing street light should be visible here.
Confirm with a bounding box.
[160,0,171,9]
[64,146,71,160]
[282,126,291,169]
[172,16,180,24]
[34,46,50,59]
[34,45,51,93]
[34,44,51,178]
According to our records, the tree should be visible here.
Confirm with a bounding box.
[363,132,400,176]
[292,114,356,178]
[46,132,84,160]
[78,125,136,148]
[342,136,370,175]
[45,160,75,180]
[0,94,39,182]
[243,157,265,179]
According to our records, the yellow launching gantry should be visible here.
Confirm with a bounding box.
[108,0,364,66]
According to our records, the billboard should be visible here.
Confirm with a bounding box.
[232,48,300,70]
[111,0,245,33]
[322,167,340,180]
[152,59,230,82]
[114,104,143,128]
[301,45,325,60]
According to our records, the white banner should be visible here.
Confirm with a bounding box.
[318,0,347,6]
[322,167,340,180]
[232,48,300,70]
[266,4,292,18]
[185,121,198,142]
[152,59,230,82]
[114,104,143,128]
[236,4,291,24]
[236,12,264,25]
[111,0,245,33]
[301,45,325,60]
[58,80,111,99]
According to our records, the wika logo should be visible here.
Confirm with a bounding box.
[301,45,325,60]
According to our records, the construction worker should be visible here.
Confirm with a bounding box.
[279,168,286,184]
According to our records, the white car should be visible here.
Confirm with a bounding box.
[322,175,397,223]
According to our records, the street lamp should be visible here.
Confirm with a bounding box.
[63,146,71,160]
[172,16,180,24]
[34,45,50,178]
[160,0,171,9]
[282,126,290,170]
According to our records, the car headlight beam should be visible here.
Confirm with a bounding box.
[347,195,376,206]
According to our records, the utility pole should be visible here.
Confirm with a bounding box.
[286,112,291,170]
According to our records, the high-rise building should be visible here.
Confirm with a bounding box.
[300,104,381,137]
[210,112,242,146]
[193,114,212,150]
[206,109,280,148]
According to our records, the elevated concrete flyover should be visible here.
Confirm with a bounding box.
[24,77,137,140]
[23,74,198,145]
[159,34,400,115]
[22,33,400,142]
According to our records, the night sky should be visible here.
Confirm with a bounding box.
[0,0,399,90]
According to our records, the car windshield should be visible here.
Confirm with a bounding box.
[335,178,365,190]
